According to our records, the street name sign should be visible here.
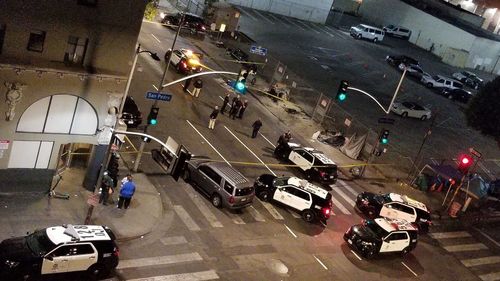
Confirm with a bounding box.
[250,45,268,56]
[146,91,172,101]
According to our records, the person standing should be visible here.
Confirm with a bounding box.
[208,106,219,129]
[99,171,114,205]
[230,95,239,109]
[238,100,248,119]
[230,98,242,120]
[220,93,230,114]
[251,118,262,138]
[121,173,132,187]
[118,177,136,209]
[183,77,192,92]
[192,78,203,98]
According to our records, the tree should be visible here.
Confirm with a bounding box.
[144,0,159,21]
[465,75,500,147]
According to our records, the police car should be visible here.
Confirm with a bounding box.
[344,218,419,258]
[355,192,432,233]
[0,224,119,280]
[254,174,333,223]
[274,142,338,184]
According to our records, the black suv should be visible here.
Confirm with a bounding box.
[0,224,119,280]
[440,88,473,103]
[162,12,206,35]
[254,174,333,224]
[122,96,142,128]
[386,55,419,68]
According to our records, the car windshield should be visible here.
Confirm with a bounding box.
[25,229,56,255]
[274,177,289,187]
[364,220,389,239]
[374,194,391,204]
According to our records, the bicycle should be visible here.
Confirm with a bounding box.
[47,173,70,200]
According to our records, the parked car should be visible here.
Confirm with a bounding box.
[421,74,463,90]
[405,64,426,79]
[386,55,419,68]
[161,12,207,35]
[183,158,254,209]
[254,174,333,224]
[350,24,385,43]
[452,71,483,89]
[165,49,203,74]
[122,96,142,128]
[440,88,473,103]
[383,25,412,39]
[229,48,249,62]
[391,101,432,120]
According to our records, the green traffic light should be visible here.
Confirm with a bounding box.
[150,119,157,125]
[381,138,388,144]
[338,93,347,101]
[235,81,246,91]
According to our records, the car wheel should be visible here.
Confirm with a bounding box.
[362,247,376,259]
[211,194,222,208]
[182,170,190,183]
[401,112,408,118]
[420,115,427,121]
[401,246,411,256]
[426,83,433,88]
[356,34,362,39]
[373,38,378,43]
[87,264,110,280]
[258,191,270,202]
[302,209,315,223]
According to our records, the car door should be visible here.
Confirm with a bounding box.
[41,245,72,274]
[170,50,182,66]
[289,187,312,211]
[289,149,309,170]
[273,185,294,206]
[198,165,222,194]
[379,203,399,219]
[396,204,417,222]
[66,243,97,273]
[380,232,409,252]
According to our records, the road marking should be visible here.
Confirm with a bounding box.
[444,243,488,252]
[350,250,362,261]
[479,272,500,281]
[223,209,245,224]
[331,187,355,207]
[151,33,161,43]
[313,255,328,270]
[160,236,188,246]
[474,227,500,247]
[224,125,276,176]
[297,21,318,33]
[401,262,418,277]
[284,224,298,238]
[248,206,266,222]
[267,13,287,25]
[336,180,358,197]
[461,256,500,267]
[152,84,159,91]
[252,9,274,24]
[288,209,302,219]
[278,15,305,30]
[174,205,201,231]
[303,22,321,33]
[330,196,351,215]
[127,270,219,281]
[320,65,330,70]
[429,231,472,239]
[184,186,224,228]
[259,132,276,148]
[260,200,284,220]
[238,7,259,21]
[117,252,203,269]
[187,120,231,165]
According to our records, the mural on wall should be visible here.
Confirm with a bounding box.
[4,82,26,121]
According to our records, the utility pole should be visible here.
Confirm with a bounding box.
[407,111,437,181]
[133,13,185,172]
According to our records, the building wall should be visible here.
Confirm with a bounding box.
[225,0,334,23]
[331,0,361,13]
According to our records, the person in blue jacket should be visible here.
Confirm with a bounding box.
[118,177,136,209]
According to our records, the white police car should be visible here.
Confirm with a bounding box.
[0,224,119,280]
[254,174,333,224]
[344,218,419,258]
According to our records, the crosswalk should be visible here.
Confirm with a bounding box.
[429,230,500,281]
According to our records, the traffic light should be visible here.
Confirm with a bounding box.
[147,107,159,125]
[379,129,390,144]
[457,154,473,174]
[336,80,349,102]
[234,67,248,93]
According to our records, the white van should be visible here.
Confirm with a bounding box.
[350,24,385,43]
[383,25,412,39]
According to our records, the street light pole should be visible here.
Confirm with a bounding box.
[133,13,185,172]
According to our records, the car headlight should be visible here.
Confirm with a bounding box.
[4,259,19,268]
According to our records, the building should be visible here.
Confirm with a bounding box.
[0,0,147,192]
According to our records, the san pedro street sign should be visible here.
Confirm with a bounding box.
[146,91,172,101]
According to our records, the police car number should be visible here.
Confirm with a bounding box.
[67,225,111,241]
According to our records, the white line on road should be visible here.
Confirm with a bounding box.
[313,255,328,270]
[279,15,305,30]
[173,205,201,231]
[248,206,266,222]
[238,7,259,21]
[401,262,418,277]
[302,22,321,33]
[288,209,302,219]
[331,187,355,207]
[429,231,471,239]
[474,227,500,247]
[187,120,231,166]
[151,33,161,43]
[252,9,274,24]
[479,272,500,281]
[259,132,276,148]
[260,200,284,220]
[184,186,224,228]
[336,180,358,197]
[127,270,219,281]
[350,250,362,261]
[152,84,159,91]
[330,196,352,215]
[444,243,488,252]
[267,13,287,25]
[117,252,203,269]
[223,209,246,225]
[461,256,500,267]
[160,236,188,246]
[284,224,298,238]
[224,125,276,176]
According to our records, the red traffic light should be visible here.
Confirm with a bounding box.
[461,157,470,165]
[457,154,473,174]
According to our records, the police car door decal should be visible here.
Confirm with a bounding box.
[41,246,71,274]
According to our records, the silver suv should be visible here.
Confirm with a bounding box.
[421,74,463,90]
[183,158,254,209]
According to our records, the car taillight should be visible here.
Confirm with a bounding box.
[322,207,331,218]
[229,196,235,204]
[319,171,326,178]
[114,247,120,257]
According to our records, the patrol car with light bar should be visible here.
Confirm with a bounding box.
[0,224,119,280]
[355,192,432,233]
[254,174,333,224]
[344,218,419,258]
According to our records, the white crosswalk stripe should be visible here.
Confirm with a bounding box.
[336,180,359,197]
[174,205,201,231]
[248,205,266,222]
[429,231,472,239]
[444,243,488,252]
[479,272,500,281]
[223,209,246,224]
[331,187,356,207]
[127,270,219,281]
[117,253,203,269]
[252,9,274,24]
[260,200,284,220]
[331,196,352,215]
[160,236,188,246]
[461,256,500,267]
[267,13,288,25]
[183,186,224,228]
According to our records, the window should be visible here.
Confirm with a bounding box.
[389,232,408,241]
[51,245,72,257]
[0,24,5,54]
[76,244,95,255]
[223,182,234,195]
[289,186,310,201]
[199,166,222,185]
[298,150,313,162]
[27,30,46,52]
[77,0,97,6]
[235,186,254,196]
[64,36,88,65]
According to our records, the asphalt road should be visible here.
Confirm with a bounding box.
[98,21,495,281]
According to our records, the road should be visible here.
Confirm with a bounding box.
[97,20,499,281]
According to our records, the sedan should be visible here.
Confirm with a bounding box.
[440,88,473,103]
[391,101,432,120]
[165,49,203,74]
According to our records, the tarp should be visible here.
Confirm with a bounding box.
[340,133,366,160]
